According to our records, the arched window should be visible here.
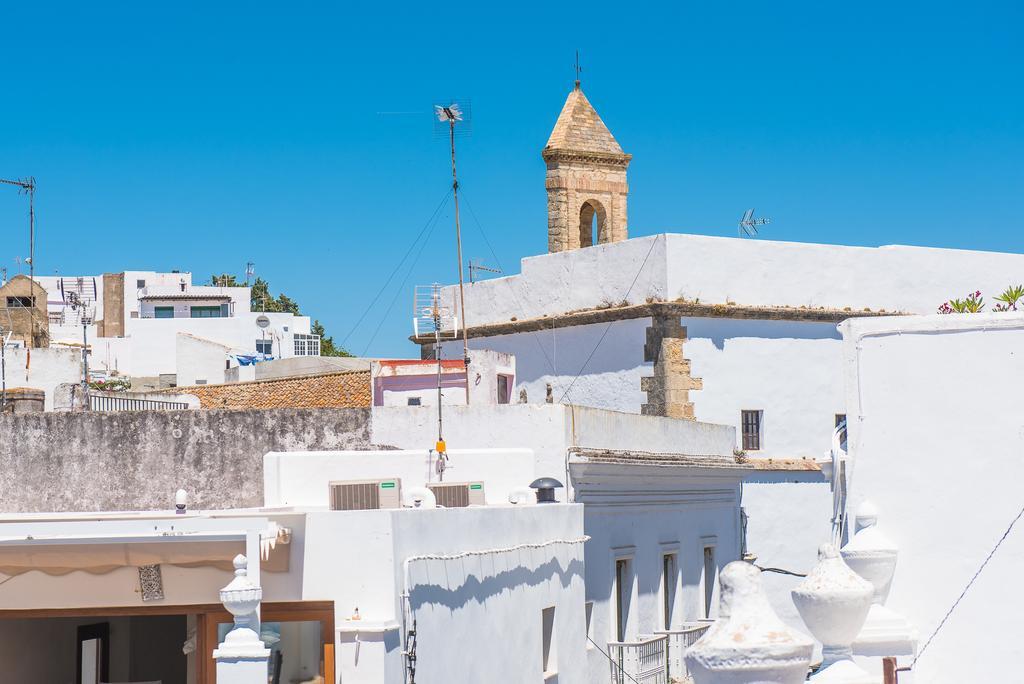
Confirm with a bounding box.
[579,199,607,248]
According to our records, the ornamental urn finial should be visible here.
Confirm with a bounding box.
[792,544,874,682]
[685,561,813,684]
[213,554,268,658]
[841,503,918,658]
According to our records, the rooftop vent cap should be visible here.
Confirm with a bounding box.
[529,477,563,504]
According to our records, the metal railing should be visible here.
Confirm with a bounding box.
[608,634,669,684]
[655,621,713,682]
[89,394,189,412]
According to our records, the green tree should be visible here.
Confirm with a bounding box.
[210,274,239,287]
[312,319,352,357]
[243,275,351,356]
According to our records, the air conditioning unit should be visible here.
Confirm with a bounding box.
[427,482,485,508]
[329,479,402,511]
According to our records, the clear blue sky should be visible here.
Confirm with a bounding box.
[2,1,1022,356]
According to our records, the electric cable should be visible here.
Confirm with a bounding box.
[557,234,662,404]
[586,635,644,684]
[361,199,449,356]
[340,189,452,349]
[459,190,559,378]
[911,500,1024,668]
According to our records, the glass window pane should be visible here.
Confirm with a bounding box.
[217,619,323,682]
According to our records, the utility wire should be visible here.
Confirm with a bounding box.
[557,234,662,404]
[340,189,452,348]
[586,635,643,684]
[459,191,559,377]
[912,501,1024,668]
[755,565,807,578]
[361,200,448,356]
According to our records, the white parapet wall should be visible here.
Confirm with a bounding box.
[263,448,538,507]
[839,312,1024,683]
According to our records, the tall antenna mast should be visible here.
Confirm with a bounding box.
[434,103,472,402]
[414,284,459,469]
[1,177,37,367]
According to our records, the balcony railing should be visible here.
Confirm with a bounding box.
[655,620,713,682]
[89,394,189,412]
[608,634,669,684]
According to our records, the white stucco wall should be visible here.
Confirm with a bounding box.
[264,448,537,507]
[4,347,81,410]
[741,473,832,641]
[444,233,1024,326]
[444,316,844,459]
[175,333,230,386]
[840,313,1024,683]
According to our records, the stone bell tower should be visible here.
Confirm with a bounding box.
[542,83,631,253]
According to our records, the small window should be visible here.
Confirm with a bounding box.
[256,339,273,355]
[497,374,511,404]
[225,360,231,370]
[407,397,422,406]
[541,606,557,677]
[614,558,632,642]
[741,410,762,451]
[190,306,223,318]
[154,306,174,319]
[703,546,716,618]
[662,553,678,630]
[136,279,146,289]
[5,296,34,308]
[835,413,848,450]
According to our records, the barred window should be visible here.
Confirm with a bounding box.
[741,410,762,451]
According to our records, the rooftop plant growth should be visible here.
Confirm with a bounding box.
[938,285,1024,314]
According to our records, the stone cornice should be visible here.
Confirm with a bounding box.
[411,300,902,344]
[541,147,632,167]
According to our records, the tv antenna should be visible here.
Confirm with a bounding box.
[414,284,459,470]
[434,101,474,404]
[1,177,37,361]
[66,291,95,410]
[245,261,255,286]
[738,208,770,238]
[468,258,502,284]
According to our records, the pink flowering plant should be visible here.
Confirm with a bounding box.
[938,290,984,314]
[938,285,1024,314]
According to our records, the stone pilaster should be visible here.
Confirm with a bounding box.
[641,316,702,420]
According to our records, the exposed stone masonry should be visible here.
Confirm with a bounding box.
[641,316,702,420]
[542,85,631,253]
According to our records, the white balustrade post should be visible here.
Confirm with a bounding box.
[792,544,874,683]
[685,561,813,684]
[213,554,270,683]
[840,502,918,658]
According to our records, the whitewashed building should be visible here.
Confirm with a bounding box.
[36,271,317,382]
[424,83,1024,632]
[835,311,1024,683]
[0,402,750,684]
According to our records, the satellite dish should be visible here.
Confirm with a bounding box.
[255,315,271,329]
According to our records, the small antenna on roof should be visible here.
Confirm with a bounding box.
[574,49,582,89]
[738,209,770,238]
[245,261,255,286]
[468,258,502,284]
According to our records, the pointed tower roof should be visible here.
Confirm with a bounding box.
[543,86,629,162]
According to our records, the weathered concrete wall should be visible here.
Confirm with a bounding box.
[0,407,372,512]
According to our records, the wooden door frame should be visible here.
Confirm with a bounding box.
[202,601,335,684]
[0,600,334,684]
